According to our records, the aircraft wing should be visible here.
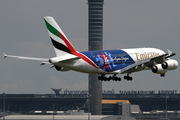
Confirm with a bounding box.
[3,53,49,64]
[120,49,176,74]
[120,58,150,74]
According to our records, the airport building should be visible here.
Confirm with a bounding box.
[1,90,180,119]
[0,90,180,114]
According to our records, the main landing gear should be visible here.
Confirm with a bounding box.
[98,74,121,81]
[98,74,133,81]
[124,74,133,81]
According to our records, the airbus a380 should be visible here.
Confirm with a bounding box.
[4,16,178,81]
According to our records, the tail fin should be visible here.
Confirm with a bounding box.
[44,16,77,56]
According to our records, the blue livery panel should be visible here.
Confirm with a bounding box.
[81,50,135,72]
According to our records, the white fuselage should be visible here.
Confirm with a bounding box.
[54,48,167,74]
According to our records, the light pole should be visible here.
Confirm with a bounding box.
[87,94,92,120]
[53,104,55,120]
[165,95,169,119]
[3,93,6,120]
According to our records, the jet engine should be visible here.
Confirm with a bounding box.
[161,59,178,70]
[151,64,167,74]
[152,59,178,74]
[55,66,69,71]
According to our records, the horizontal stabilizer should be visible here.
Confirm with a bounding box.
[3,53,49,62]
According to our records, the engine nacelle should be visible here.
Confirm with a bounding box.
[152,64,167,74]
[162,59,178,70]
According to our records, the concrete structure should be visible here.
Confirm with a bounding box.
[1,115,108,120]
[2,115,137,120]
[0,101,139,120]
[132,111,180,120]
[131,105,141,113]
[118,102,131,116]
[87,0,104,115]
[102,116,137,120]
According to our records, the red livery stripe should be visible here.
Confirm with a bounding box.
[58,31,98,69]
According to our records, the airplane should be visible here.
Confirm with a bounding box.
[3,16,178,81]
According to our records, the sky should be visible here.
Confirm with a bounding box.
[0,0,180,94]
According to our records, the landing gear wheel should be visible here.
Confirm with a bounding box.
[98,74,121,81]
[108,76,112,80]
[124,74,133,81]
[98,74,106,80]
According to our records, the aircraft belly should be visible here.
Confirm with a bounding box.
[55,59,103,74]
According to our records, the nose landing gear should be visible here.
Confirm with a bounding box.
[160,73,166,77]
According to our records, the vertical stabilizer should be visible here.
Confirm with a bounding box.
[44,16,76,56]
